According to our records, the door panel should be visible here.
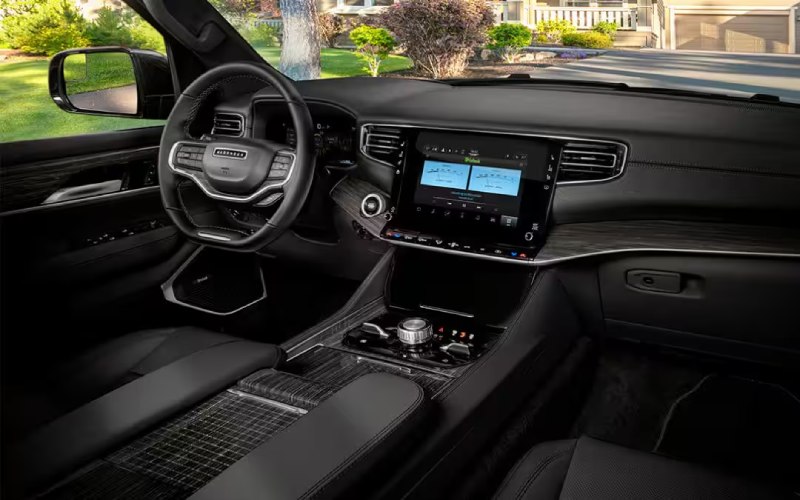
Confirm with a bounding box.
[1,128,191,359]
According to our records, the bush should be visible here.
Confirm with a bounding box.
[318,13,347,48]
[534,19,576,44]
[1,0,89,55]
[129,18,167,53]
[592,21,618,40]
[380,0,494,79]
[487,23,532,63]
[244,22,281,47]
[349,24,396,77]
[561,31,612,49]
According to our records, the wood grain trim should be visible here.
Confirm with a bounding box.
[535,220,800,265]
[0,146,159,213]
[330,176,389,237]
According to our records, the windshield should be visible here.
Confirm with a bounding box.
[216,0,800,102]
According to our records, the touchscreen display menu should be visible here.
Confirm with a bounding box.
[385,129,560,257]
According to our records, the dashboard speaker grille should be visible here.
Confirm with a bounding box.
[558,141,626,183]
[212,113,244,137]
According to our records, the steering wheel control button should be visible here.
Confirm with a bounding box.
[267,154,293,180]
[256,192,285,207]
[360,193,386,218]
[174,144,207,171]
[397,317,433,345]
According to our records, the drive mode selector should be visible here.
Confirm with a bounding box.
[397,317,433,345]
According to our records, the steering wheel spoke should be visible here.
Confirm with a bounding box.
[158,62,315,251]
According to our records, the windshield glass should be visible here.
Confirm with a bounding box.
[213,0,800,103]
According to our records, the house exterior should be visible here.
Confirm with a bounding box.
[315,0,799,53]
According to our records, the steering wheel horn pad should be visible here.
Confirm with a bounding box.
[158,62,315,252]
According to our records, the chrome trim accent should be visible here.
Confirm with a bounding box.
[356,355,413,374]
[227,389,308,414]
[360,192,385,218]
[197,231,232,242]
[388,236,800,266]
[212,147,248,160]
[533,246,800,266]
[359,123,628,186]
[167,141,296,204]
[385,238,537,266]
[0,186,160,217]
[211,112,245,137]
[419,304,475,318]
[161,247,267,316]
[362,322,391,339]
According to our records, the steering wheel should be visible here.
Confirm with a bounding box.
[158,62,315,252]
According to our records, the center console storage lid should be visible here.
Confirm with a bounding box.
[189,372,428,500]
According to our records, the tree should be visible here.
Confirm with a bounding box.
[278,0,321,80]
[349,25,396,77]
[381,0,494,79]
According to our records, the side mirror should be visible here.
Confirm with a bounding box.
[49,47,175,119]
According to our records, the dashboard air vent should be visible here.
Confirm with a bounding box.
[558,141,626,183]
[362,125,406,168]
[212,113,244,137]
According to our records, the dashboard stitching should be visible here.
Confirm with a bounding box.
[184,74,272,138]
[629,160,800,178]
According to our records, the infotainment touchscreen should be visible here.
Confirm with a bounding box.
[385,129,560,259]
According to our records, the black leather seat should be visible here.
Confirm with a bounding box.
[4,326,263,437]
[494,436,788,500]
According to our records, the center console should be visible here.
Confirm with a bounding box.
[376,127,561,263]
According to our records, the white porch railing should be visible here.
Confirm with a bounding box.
[531,7,638,30]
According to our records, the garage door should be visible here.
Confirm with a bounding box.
[676,14,790,53]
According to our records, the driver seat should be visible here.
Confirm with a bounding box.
[4,326,281,438]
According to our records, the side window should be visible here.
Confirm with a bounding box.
[0,0,167,143]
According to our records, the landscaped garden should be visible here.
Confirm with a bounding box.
[0,0,615,143]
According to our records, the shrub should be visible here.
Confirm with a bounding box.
[487,23,532,63]
[318,13,347,48]
[1,0,89,55]
[534,19,576,44]
[244,22,281,47]
[592,21,618,40]
[129,18,167,53]
[561,31,612,49]
[380,0,495,79]
[349,24,396,77]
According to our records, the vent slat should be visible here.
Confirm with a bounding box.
[558,141,625,183]
[212,113,244,137]
[362,125,406,168]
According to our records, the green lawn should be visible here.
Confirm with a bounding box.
[0,49,411,143]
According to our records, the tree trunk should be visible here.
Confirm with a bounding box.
[278,0,321,80]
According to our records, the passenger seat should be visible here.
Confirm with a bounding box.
[494,436,788,500]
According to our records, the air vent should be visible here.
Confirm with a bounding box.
[362,125,406,168]
[212,113,244,137]
[558,141,626,183]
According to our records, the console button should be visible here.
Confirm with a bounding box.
[501,215,518,228]
[416,234,435,245]
[441,342,472,358]
[524,232,534,242]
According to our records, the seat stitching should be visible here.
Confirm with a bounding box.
[303,384,425,500]
[512,449,572,500]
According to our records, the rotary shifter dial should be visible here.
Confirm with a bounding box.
[397,317,433,345]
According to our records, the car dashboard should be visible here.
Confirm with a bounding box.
[220,77,800,266]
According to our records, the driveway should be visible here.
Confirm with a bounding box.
[534,50,800,103]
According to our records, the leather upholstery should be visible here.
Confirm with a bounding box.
[5,327,241,436]
[7,329,283,498]
[494,437,788,500]
[189,373,428,500]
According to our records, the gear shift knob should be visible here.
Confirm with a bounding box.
[397,317,433,345]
